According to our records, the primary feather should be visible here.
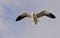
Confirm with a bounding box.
[36,11,56,19]
[16,13,31,21]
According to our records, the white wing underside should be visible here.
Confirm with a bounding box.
[36,11,56,18]
[16,13,31,21]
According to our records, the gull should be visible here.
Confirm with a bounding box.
[16,10,56,24]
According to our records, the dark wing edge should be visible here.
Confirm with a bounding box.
[16,15,27,21]
[16,13,31,21]
[45,13,56,19]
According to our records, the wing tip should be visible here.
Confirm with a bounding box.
[16,16,21,21]
[45,13,56,19]
[16,18,19,21]
[16,19,18,21]
[49,13,56,18]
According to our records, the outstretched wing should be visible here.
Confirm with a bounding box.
[36,11,56,18]
[36,11,45,18]
[16,13,31,21]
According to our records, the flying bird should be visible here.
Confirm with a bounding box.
[16,10,56,24]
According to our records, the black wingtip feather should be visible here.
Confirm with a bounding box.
[46,13,56,18]
[16,16,26,21]
[49,13,56,18]
[16,16,22,21]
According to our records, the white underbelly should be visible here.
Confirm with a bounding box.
[33,13,38,24]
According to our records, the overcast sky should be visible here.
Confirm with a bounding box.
[0,0,60,38]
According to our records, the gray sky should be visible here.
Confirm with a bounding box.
[0,0,60,38]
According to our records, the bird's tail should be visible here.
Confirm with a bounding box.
[32,19,38,25]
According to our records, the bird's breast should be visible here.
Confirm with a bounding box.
[33,13,38,24]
